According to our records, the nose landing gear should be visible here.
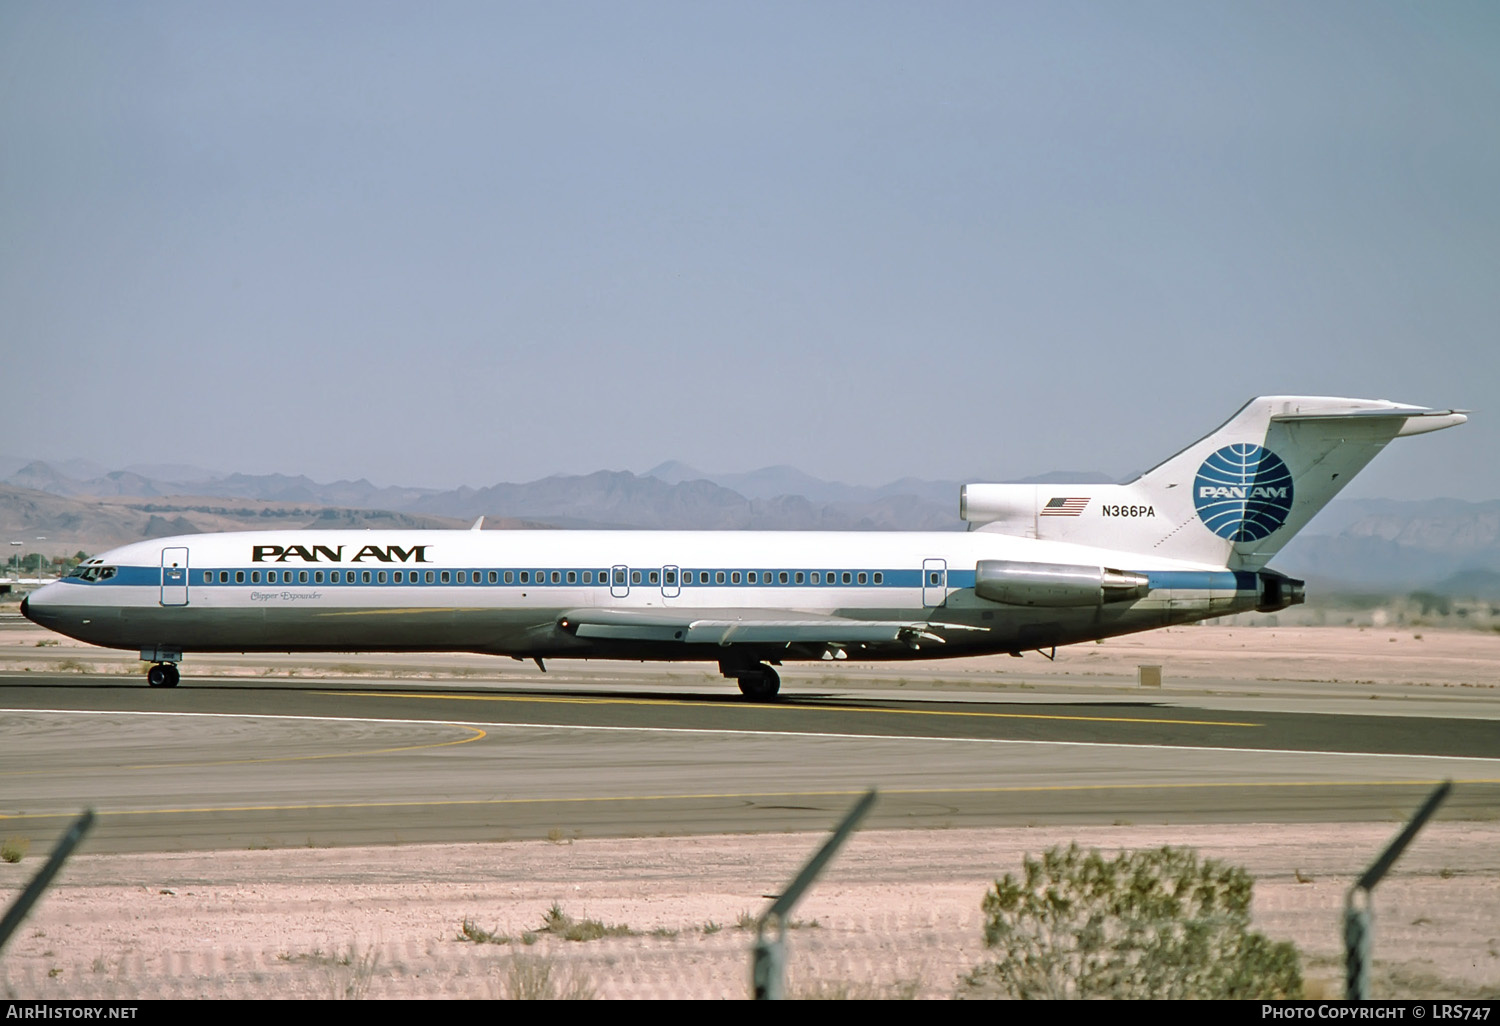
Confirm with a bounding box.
[146,663,180,688]
[140,647,182,688]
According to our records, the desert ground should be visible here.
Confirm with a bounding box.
[2,619,1498,999]
[2,823,1497,1000]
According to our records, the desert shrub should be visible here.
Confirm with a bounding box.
[501,957,595,1000]
[538,903,635,942]
[459,919,509,944]
[960,843,1301,1000]
[1409,591,1452,617]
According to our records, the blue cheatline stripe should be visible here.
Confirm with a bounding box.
[63,565,1252,594]
[65,565,966,590]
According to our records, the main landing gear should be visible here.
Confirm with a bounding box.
[146,663,180,688]
[720,661,780,701]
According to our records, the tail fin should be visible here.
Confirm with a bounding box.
[963,396,1466,569]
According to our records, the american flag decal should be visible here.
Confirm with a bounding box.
[1041,497,1089,516]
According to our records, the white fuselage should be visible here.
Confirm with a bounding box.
[23,527,1265,664]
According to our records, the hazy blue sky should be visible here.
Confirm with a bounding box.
[3,1,1496,499]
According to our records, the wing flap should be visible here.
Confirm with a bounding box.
[574,623,687,642]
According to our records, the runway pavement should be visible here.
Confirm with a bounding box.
[2,670,1497,854]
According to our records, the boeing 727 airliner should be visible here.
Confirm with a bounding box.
[22,396,1466,698]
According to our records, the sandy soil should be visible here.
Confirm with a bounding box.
[955,623,1500,689]
[2,823,1498,1000]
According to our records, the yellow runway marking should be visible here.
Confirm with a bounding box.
[120,724,487,770]
[4,779,1496,821]
[0,724,487,776]
[324,691,1261,728]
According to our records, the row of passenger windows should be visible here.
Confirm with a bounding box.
[202,568,891,586]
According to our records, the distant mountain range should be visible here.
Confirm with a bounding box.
[2,457,1497,594]
[1274,498,1500,594]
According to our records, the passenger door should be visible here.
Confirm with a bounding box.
[610,564,630,599]
[160,547,190,607]
[922,558,947,608]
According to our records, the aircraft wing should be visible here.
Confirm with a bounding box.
[557,608,984,646]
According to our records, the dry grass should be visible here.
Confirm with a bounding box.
[499,956,595,1000]
[458,919,509,945]
[538,904,637,942]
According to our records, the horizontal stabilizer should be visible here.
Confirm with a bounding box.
[1270,408,1468,437]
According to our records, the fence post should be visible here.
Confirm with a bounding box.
[1343,781,1451,1000]
[0,809,95,956]
[751,789,877,1000]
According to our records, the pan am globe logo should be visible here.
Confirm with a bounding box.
[1193,444,1294,542]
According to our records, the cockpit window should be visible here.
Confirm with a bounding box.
[66,564,115,582]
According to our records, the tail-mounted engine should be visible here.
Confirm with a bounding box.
[1255,570,1305,612]
[975,560,1149,608]
[960,484,1037,532]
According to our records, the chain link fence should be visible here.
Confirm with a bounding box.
[3,873,1498,999]
[4,810,1499,999]
[0,908,985,999]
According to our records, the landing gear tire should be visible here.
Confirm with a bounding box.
[736,665,780,701]
[147,664,180,688]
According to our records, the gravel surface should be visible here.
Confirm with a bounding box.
[3,822,1498,999]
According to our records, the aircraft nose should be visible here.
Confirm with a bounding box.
[21,585,55,627]
[20,582,91,642]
